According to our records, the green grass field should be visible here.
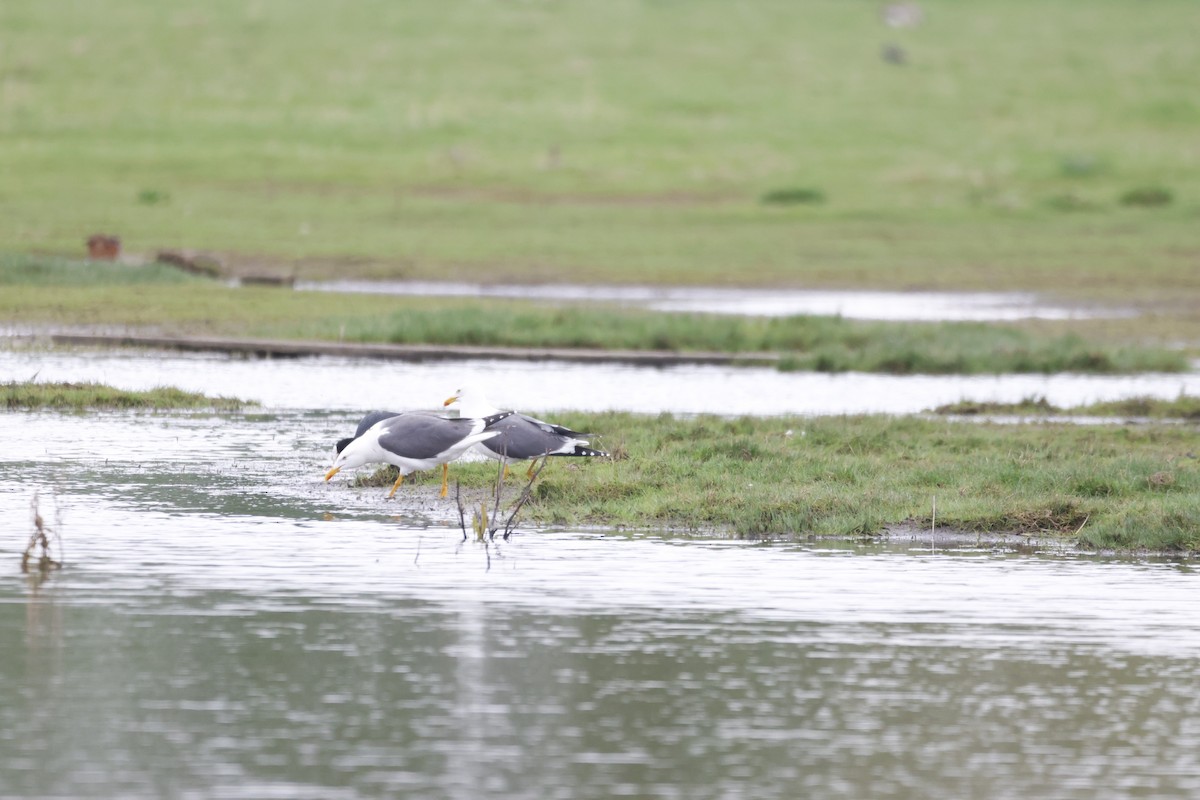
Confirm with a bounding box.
[2,0,1198,304]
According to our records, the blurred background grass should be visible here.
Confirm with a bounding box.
[1,0,1197,298]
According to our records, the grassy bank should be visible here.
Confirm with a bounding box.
[1,256,1190,374]
[313,303,1190,375]
[1,0,1197,299]
[372,413,1200,553]
[934,396,1200,419]
[2,381,250,411]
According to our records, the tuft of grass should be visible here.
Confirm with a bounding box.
[760,187,826,206]
[353,465,402,488]
[2,381,251,411]
[933,397,1058,416]
[432,412,1200,552]
[1084,396,1200,420]
[136,189,170,206]
[1119,187,1174,207]
[932,394,1200,419]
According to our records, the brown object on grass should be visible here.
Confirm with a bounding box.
[86,234,121,260]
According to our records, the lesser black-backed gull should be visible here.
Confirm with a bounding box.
[443,385,607,478]
[326,410,513,498]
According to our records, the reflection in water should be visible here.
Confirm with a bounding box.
[3,585,1200,799]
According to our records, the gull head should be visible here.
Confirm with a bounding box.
[443,384,502,417]
[325,432,374,480]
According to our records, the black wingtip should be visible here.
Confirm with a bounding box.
[547,423,592,438]
[567,445,608,458]
[482,410,516,427]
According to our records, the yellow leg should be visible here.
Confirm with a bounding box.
[387,473,406,499]
[526,458,541,479]
[502,463,510,480]
[324,466,341,482]
[440,463,449,498]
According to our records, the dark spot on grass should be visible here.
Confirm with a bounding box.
[1071,477,1120,498]
[760,187,825,206]
[1119,186,1173,207]
[137,189,170,205]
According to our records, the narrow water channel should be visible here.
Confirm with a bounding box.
[295,281,1126,321]
[3,345,1198,415]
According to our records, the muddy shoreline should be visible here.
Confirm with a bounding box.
[337,481,1086,554]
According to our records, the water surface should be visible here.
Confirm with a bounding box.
[3,409,1200,798]
[295,281,1125,321]
[4,345,1198,416]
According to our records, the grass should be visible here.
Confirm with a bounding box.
[2,380,250,411]
[0,253,198,286]
[0,0,1197,301]
[1,255,1190,374]
[934,395,1200,419]
[328,305,1188,374]
[398,412,1200,553]
[1119,187,1174,208]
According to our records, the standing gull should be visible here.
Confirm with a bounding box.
[326,410,512,498]
[444,385,608,478]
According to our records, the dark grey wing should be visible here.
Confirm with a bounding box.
[377,415,481,460]
[482,415,573,460]
[335,410,404,454]
[356,410,404,438]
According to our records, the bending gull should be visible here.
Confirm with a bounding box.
[443,385,608,478]
[326,410,512,498]
[335,409,402,455]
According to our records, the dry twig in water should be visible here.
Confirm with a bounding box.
[503,456,549,540]
[23,492,63,576]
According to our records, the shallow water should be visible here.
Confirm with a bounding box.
[3,409,1200,798]
[295,281,1125,321]
[3,345,1198,416]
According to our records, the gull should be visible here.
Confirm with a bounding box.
[443,385,607,478]
[325,410,513,498]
